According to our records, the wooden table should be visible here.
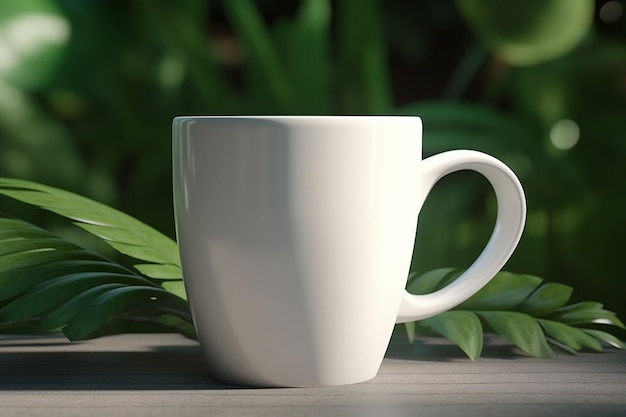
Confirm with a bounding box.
[1,332,624,416]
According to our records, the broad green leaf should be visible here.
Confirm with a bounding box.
[0,214,193,340]
[423,311,483,360]
[0,248,101,277]
[519,282,573,316]
[162,281,187,300]
[0,229,60,241]
[43,283,127,329]
[551,302,625,329]
[582,329,626,350]
[134,264,182,280]
[457,272,543,310]
[0,178,181,279]
[0,0,70,89]
[0,237,79,257]
[0,272,154,321]
[406,268,460,295]
[457,0,594,66]
[102,241,178,268]
[477,311,554,358]
[62,286,188,340]
[538,319,603,352]
[0,218,56,238]
[0,259,131,301]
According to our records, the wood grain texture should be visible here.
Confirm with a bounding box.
[1,333,625,417]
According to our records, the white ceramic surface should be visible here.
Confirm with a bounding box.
[172,116,526,387]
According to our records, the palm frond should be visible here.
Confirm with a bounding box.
[0,216,193,341]
[0,177,182,285]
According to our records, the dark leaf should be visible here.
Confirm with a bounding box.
[0,272,155,321]
[551,302,625,329]
[581,329,626,350]
[477,311,554,358]
[538,319,603,352]
[43,283,128,329]
[406,268,460,295]
[457,272,543,310]
[62,286,188,341]
[519,282,574,316]
[422,311,483,360]
[0,178,182,279]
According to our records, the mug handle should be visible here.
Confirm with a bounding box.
[396,150,526,323]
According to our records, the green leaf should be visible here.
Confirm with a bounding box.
[42,283,128,329]
[581,329,626,350]
[457,272,543,310]
[551,302,625,329]
[406,268,461,295]
[0,248,103,278]
[538,319,603,352]
[0,215,193,340]
[62,286,188,341]
[0,259,131,301]
[134,264,182,280]
[422,311,483,360]
[477,311,554,358]
[0,271,155,321]
[518,282,573,316]
[409,269,624,359]
[0,237,78,257]
[0,178,182,280]
[0,217,135,303]
[161,281,187,300]
[457,0,594,66]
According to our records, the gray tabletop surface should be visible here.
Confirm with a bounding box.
[1,332,624,417]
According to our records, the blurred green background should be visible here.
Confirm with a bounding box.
[0,0,624,319]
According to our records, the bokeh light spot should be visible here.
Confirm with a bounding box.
[550,119,580,150]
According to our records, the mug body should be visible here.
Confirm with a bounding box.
[173,116,422,387]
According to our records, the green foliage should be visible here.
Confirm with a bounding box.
[0,179,624,360]
[0,178,191,340]
[0,216,193,340]
[457,0,595,66]
[0,177,182,284]
[0,0,624,355]
[405,269,625,360]
[0,0,70,89]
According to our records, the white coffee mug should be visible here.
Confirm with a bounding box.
[172,116,525,387]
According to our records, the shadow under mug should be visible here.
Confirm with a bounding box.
[172,116,526,387]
